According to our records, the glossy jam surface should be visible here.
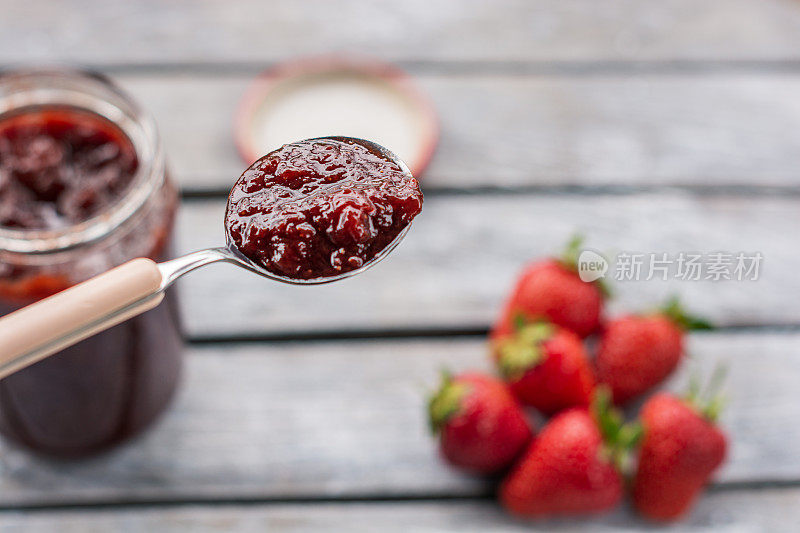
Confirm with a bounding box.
[225,139,423,279]
[0,108,138,229]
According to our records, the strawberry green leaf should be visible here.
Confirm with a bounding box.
[495,320,554,379]
[704,394,726,423]
[558,234,613,299]
[512,313,528,333]
[594,276,613,299]
[427,370,469,434]
[683,362,728,423]
[592,386,642,475]
[618,423,644,450]
[560,234,584,271]
[661,295,714,331]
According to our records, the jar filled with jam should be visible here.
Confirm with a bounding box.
[0,69,182,457]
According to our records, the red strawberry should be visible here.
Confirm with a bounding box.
[428,372,533,474]
[594,298,711,405]
[633,388,727,522]
[500,390,640,518]
[492,320,595,415]
[492,237,606,339]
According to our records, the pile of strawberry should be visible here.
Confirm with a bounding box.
[427,238,727,522]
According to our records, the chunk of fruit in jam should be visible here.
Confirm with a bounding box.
[0,108,138,229]
[225,138,423,280]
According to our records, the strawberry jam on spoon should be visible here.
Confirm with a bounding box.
[225,137,423,280]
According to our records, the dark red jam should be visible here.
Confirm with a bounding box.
[0,105,181,457]
[225,138,423,279]
[0,108,138,230]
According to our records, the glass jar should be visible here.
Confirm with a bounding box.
[0,69,183,457]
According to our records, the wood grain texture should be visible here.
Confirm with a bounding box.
[174,194,795,338]
[0,333,796,507]
[118,73,800,190]
[2,491,799,532]
[3,0,800,65]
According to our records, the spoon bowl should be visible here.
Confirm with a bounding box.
[219,136,416,285]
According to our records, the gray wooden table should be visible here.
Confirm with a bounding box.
[2,1,800,531]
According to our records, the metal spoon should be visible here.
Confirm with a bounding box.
[0,137,418,379]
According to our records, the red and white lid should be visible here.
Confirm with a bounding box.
[235,56,439,178]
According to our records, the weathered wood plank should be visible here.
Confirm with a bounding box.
[174,194,797,338]
[2,491,799,532]
[118,73,800,190]
[4,0,800,65]
[0,333,796,506]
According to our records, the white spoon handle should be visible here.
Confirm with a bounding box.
[0,258,163,379]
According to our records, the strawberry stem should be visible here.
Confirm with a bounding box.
[560,234,584,271]
[684,363,728,423]
[594,276,613,299]
[558,234,612,298]
[592,386,642,475]
[661,295,714,331]
[704,395,726,423]
[495,318,554,379]
[427,370,469,434]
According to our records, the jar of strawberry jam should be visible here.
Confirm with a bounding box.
[0,69,182,457]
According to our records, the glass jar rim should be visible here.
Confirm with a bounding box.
[0,68,165,255]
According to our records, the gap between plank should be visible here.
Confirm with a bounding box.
[185,324,800,346]
[0,479,797,514]
[72,59,800,77]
